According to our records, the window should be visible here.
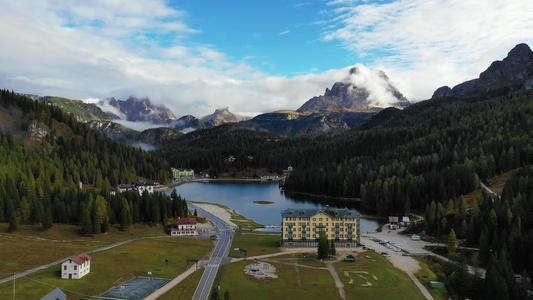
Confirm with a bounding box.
[313,218,316,221]
[319,218,323,221]
[285,234,288,237]
[64,266,67,270]
[298,234,301,237]
[313,234,316,238]
[74,266,77,271]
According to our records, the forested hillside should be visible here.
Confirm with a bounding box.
[0,90,179,233]
[284,90,533,215]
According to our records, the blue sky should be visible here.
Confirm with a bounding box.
[0,0,532,118]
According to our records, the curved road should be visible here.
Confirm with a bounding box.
[190,203,234,300]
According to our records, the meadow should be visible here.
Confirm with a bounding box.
[0,231,211,299]
[218,248,430,300]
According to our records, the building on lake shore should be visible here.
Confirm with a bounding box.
[280,208,360,247]
[172,168,195,181]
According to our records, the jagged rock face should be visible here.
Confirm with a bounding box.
[297,67,410,113]
[200,107,251,127]
[26,120,50,142]
[103,97,177,124]
[138,127,183,144]
[87,120,139,143]
[432,43,533,98]
[171,115,206,132]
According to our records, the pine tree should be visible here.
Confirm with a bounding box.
[330,241,336,256]
[42,207,53,230]
[317,230,330,260]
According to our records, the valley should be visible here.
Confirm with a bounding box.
[2,43,533,299]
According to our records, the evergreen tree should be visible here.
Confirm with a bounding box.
[317,230,330,260]
[330,241,337,256]
[223,289,230,300]
[42,207,53,230]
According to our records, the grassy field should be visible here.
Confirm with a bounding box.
[218,258,339,300]
[0,223,172,278]
[413,257,448,300]
[336,250,426,299]
[228,234,282,258]
[0,237,212,300]
[217,250,428,300]
[157,269,205,300]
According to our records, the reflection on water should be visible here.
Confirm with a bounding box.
[166,181,384,233]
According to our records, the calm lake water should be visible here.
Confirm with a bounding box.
[166,181,383,233]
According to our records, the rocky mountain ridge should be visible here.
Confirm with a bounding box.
[102,96,177,124]
[298,67,410,113]
[432,43,533,98]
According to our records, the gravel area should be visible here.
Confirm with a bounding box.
[193,203,238,228]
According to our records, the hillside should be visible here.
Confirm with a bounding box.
[0,90,185,235]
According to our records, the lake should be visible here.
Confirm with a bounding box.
[166,181,383,233]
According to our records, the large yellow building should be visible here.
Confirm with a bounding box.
[281,208,360,247]
[171,168,195,181]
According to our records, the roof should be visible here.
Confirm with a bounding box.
[40,288,68,300]
[176,218,197,225]
[118,184,134,189]
[134,180,160,187]
[281,208,360,218]
[68,253,92,265]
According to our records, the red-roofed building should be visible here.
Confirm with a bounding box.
[61,253,92,279]
[169,218,198,236]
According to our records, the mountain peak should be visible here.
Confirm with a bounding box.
[200,107,251,127]
[432,43,533,98]
[101,96,177,124]
[297,66,410,113]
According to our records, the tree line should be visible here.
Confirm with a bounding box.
[0,90,181,233]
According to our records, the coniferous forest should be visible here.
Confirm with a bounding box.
[159,89,533,299]
[4,86,533,298]
[0,90,187,233]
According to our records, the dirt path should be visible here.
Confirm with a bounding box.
[326,262,346,300]
[294,260,302,286]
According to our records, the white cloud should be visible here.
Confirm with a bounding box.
[324,0,533,101]
[2,0,532,127]
[279,30,290,35]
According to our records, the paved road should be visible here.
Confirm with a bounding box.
[190,203,234,300]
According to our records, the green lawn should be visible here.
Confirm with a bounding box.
[218,259,338,300]
[0,237,211,300]
[157,268,205,300]
[0,223,170,278]
[215,250,428,300]
[336,250,426,299]
[229,234,282,258]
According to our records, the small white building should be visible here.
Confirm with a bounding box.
[61,253,92,279]
[134,180,160,195]
[169,218,198,236]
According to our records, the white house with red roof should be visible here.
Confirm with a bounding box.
[169,218,198,236]
[61,253,92,279]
